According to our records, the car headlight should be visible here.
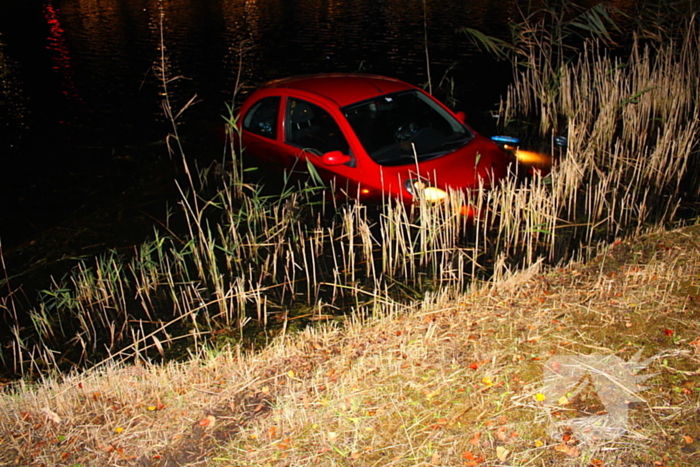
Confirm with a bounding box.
[405,179,448,202]
[514,149,552,167]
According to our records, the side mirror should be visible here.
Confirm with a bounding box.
[454,110,467,123]
[322,150,352,166]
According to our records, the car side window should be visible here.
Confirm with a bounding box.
[286,98,349,155]
[243,96,280,139]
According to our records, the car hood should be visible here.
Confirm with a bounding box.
[375,134,513,195]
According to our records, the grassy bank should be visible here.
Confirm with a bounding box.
[1,222,698,466]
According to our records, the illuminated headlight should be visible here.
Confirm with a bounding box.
[405,179,448,202]
[514,149,552,167]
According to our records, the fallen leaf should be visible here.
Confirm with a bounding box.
[495,426,508,441]
[554,442,580,457]
[469,431,481,446]
[683,435,694,444]
[664,329,674,336]
[496,446,510,461]
[267,425,277,439]
[689,337,700,350]
[42,407,61,424]
[534,439,544,447]
[482,376,493,387]
[199,415,216,428]
[461,450,485,466]
[430,418,449,430]
[278,437,291,450]
[535,392,546,402]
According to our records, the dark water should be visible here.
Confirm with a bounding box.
[0,0,512,266]
[0,0,639,268]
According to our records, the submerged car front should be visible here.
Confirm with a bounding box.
[340,86,514,204]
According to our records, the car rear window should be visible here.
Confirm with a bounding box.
[243,96,280,139]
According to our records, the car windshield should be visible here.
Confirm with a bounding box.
[342,90,473,166]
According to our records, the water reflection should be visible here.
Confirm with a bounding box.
[0,0,643,154]
[44,0,81,105]
[0,31,27,159]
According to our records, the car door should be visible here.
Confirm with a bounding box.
[240,95,284,166]
[281,97,361,195]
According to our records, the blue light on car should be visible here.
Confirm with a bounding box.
[491,135,521,145]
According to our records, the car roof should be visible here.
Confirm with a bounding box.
[258,73,418,108]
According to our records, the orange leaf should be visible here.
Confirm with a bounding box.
[469,431,481,446]
[461,450,485,466]
[430,418,449,430]
[278,437,291,450]
[496,426,508,441]
[683,435,694,444]
[554,442,580,457]
[199,415,216,428]
[267,426,277,439]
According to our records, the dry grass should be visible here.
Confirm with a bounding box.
[2,223,698,467]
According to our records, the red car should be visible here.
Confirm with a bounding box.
[238,73,514,204]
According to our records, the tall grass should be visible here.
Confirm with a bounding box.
[2,5,699,378]
[498,13,700,252]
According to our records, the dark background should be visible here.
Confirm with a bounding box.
[0,0,637,279]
